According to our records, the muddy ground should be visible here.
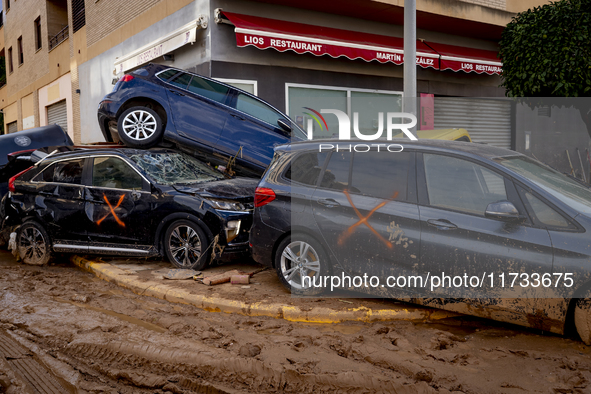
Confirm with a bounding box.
[1,250,590,394]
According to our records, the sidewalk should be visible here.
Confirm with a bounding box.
[71,256,459,324]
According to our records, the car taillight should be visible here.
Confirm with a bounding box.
[8,166,33,192]
[254,187,276,207]
[119,74,134,83]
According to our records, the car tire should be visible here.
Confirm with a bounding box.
[17,221,52,266]
[164,219,209,270]
[274,234,330,296]
[117,106,163,148]
[575,297,591,345]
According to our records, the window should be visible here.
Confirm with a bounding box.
[35,159,84,184]
[35,17,42,50]
[156,69,181,82]
[424,154,507,215]
[92,157,143,190]
[284,152,329,186]
[522,191,570,229]
[215,78,257,95]
[187,76,229,104]
[7,47,13,73]
[72,0,85,33]
[320,151,352,191]
[168,72,192,90]
[5,0,9,11]
[351,151,410,200]
[17,36,23,65]
[287,84,402,139]
[236,93,286,126]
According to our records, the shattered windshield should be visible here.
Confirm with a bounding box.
[129,152,225,185]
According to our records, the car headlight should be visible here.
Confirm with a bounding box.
[207,199,247,211]
[225,220,241,243]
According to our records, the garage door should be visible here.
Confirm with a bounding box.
[47,100,68,134]
[434,98,512,149]
[7,121,17,134]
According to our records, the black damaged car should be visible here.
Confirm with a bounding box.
[6,148,257,269]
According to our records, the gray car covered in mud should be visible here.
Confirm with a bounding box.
[6,148,257,270]
[250,139,591,344]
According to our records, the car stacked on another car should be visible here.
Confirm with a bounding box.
[6,148,258,269]
[98,64,306,177]
[250,138,591,344]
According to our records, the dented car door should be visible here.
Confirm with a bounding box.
[84,156,153,250]
[29,158,88,248]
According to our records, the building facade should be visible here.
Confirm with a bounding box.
[0,0,560,150]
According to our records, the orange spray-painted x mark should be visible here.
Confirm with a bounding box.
[96,194,126,227]
[337,190,398,248]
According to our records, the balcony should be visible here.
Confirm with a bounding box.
[49,25,68,51]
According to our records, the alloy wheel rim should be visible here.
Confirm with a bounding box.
[122,110,157,141]
[168,225,202,267]
[20,227,46,264]
[280,241,321,290]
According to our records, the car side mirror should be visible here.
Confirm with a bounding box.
[277,119,292,133]
[485,200,525,222]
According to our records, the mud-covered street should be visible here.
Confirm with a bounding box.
[1,250,591,394]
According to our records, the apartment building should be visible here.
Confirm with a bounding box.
[0,0,551,145]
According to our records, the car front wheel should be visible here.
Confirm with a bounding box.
[164,220,208,270]
[274,234,329,296]
[117,106,163,148]
[17,221,52,266]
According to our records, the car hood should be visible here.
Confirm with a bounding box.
[172,177,258,201]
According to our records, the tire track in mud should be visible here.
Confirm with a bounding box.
[63,341,433,394]
[0,331,70,394]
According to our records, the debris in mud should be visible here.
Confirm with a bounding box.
[71,294,89,303]
[163,269,201,280]
[203,270,243,285]
[231,274,249,285]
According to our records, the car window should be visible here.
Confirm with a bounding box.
[351,151,410,200]
[156,69,180,82]
[284,151,329,186]
[320,151,351,191]
[523,191,570,229]
[92,157,143,190]
[236,93,286,126]
[424,154,507,215]
[187,76,229,104]
[168,72,192,90]
[34,159,84,184]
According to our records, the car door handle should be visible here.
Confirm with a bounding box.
[317,198,340,208]
[231,114,245,120]
[427,219,458,230]
[169,89,185,96]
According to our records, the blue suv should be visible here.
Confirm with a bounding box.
[98,64,305,177]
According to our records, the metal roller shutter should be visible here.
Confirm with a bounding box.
[47,100,68,134]
[7,121,17,134]
[434,98,512,149]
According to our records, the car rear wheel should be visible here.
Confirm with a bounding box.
[164,220,208,270]
[17,221,52,266]
[575,297,591,345]
[274,234,329,296]
[117,106,163,148]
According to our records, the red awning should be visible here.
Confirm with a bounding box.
[222,12,502,75]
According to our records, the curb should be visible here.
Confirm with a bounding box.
[71,256,459,324]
